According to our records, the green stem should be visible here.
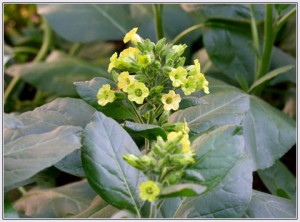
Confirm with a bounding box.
[149,201,157,218]
[171,23,205,45]
[256,4,274,80]
[154,4,164,41]
[275,7,296,35]
[13,46,39,54]
[69,43,82,56]
[129,101,144,124]
[18,187,27,196]
[249,4,261,77]
[4,17,52,106]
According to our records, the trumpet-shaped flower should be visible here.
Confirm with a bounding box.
[97,84,115,106]
[167,131,191,153]
[118,47,140,69]
[138,54,151,67]
[127,81,149,104]
[169,66,188,87]
[123,27,142,45]
[139,180,160,202]
[161,90,181,111]
[118,71,135,92]
[108,52,118,73]
[181,76,197,95]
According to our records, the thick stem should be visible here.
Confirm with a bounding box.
[249,4,261,78]
[4,17,52,106]
[154,4,164,41]
[129,101,144,124]
[18,187,27,196]
[69,43,82,56]
[171,23,205,45]
[257,4,274,80]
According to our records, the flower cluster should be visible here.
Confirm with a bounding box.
[123,121,194,202]
[96,27,209,115]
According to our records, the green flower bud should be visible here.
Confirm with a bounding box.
[166,44,187,63]
[163,170,183,185]
[139,155,156,168]
[155,37,166,53]
[114,91,125,101]
[153,60,161,69]
[174,57,186,68]
[123,154,144,170]
[171,152,195,166]
[162,66,173,75]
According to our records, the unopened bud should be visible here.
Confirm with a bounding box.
[123,154,144,170]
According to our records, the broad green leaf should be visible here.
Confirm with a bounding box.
[169,91,250,136]
[160,184,206,198]
[243,95,296,170]
[5,126,82,188]
[270,47,296,84]
[203,26,254,86]
[74,77,136,120]
[6,58,110,96]
[38,4,197,44]
[4,199,19,218]
[38,4,144,42]
[4,113,24,129]
[248,65,293,92]
[55,149,85,178]
[82,112,145,216]
[243,190,296,218]
[179,96,208,109]
[70,196,119,218]
[182,4,265,22]
[4,98,96,188]
[14,180,97,218]
[257,161,296,202]
[124,121,167,140]
[167,125,252,218]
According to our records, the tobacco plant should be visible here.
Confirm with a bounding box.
[4,3,296,219]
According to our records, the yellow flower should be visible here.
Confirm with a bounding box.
[108,52,118,73]
[123,27,142,45]
[97,84,115,106]
[118,47,140,69]
[187,59,210,94]
[138,54,151,67]
[161,90,181,111]
[203,80,210,94]
[118,71,135,92]
[169,66,188,87]
[181,76,197,96]
[167,131,191,153]
[127,81,149,104]
[139,180,160,202]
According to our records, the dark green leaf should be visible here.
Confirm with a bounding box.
[179,96,208,109]
[243,190,296,218]
[38,4,147,42]
[14,180,97,218]
[275,4,291,16]
[55,149,85,177]
[5,126,82,188]
[4,199,19,218]
[182,4,265,22]
[169,91,250,136]
[160,184,206,198]
[243,95,296,170]
[4,113,24,129]
[70,196,119,218]
[270,47,296,84]
[258,161,296,202]
[124,121,167,140]
[4,98,96,188]
[82,112,145,215]
[6,59,110,96]
[203,26,254,86]
[74,77,136,121]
